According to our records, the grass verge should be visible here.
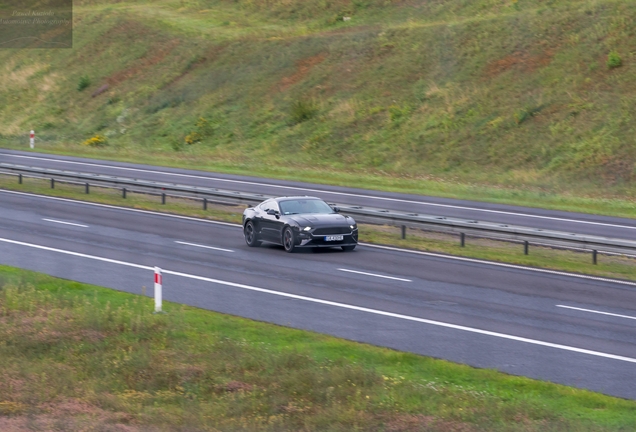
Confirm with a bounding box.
[1,175,635,283]
[1,266,635,431]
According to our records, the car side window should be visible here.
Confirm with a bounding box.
[260,200,279,213]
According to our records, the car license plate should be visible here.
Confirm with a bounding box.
[324,235,344,241]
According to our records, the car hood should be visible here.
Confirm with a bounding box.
[288,213,353,227]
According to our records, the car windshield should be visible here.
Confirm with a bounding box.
[279,199,335,215]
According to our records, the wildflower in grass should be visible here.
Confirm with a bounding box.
[185,132,202,145]
[82,135,108,147]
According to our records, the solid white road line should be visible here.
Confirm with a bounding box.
[4,153,636,231]
[338,268,411,282]
[42,218,89,228]
[557,305,636,321]
[175,241,234,253]
[3,189,636,287]
[0,237,149,269]
[1,236,636,364]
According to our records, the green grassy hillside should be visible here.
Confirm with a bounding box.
[1,0,635,201]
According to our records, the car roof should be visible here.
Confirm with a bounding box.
[272,196,321,202]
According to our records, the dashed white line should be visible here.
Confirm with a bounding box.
[557,305,636,321]
[338,268,411,282]
[361,243,636,287]
[175,241,234,253]
[2,189,237,227]
[1,236,635,364]
[4,152,636,231]
[43,218,88,228]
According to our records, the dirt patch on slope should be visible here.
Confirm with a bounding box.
[485,50,554,77]
[276,53,327,92]
[105,40,181,87]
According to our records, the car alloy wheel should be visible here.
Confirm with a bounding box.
[244,221,261,247]
[283,227,296,253]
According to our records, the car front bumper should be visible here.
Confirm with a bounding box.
[296,230,358,248]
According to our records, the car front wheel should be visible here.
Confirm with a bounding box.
[244,221,261,247]
[283,227,296,253]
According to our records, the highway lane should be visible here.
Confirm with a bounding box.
[2,149,636,240]
[1,190,636,399]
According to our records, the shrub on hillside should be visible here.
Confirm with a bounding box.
[290,99,318,124]
[388,104,410,125]
[195,117,213,136]
[607,51,622,69]
[77,75,91,91]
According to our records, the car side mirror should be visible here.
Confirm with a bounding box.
[267,209,280,218]
[332,206,340,213]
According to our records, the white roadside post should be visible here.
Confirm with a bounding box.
[154,266,163,313]
[29,130,35,149]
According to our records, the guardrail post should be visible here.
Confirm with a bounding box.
[203,198,207,211]
[154,267,163,313]
[85,183,89,194]
[593,249,598,265]
[122,187,127,199]
[524,241,529,255]
[50,178,55,189]
[18,174,22,184]
[401,225,406,239]
[460,232,465,247]
[161,193,166,205]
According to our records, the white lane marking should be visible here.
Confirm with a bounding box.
[338,268,411,282]
[3,189,636,288]
[1,189,237,227]
[43,218,89,228]
[557,305,636,321]
[0,237,148,270]
[4,153,636,231]
[361,243,636,287]
[1,236,636,364]
[175,241,234,253]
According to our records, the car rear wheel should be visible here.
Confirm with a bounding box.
[342,245,356,251]
[283,227,296,253]
[244,221,261,247]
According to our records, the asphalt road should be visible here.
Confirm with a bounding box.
[2,150,636,240]
[1,189,635,399]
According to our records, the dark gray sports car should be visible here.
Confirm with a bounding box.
[242,196,358,252]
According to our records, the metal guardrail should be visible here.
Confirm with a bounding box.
[1,163,636,260]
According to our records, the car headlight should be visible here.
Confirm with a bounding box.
[350,224,357,230]
[303,226,312,231]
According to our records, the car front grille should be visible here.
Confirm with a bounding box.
[313,227,351,235]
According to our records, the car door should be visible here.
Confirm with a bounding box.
[259,201,283,243]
